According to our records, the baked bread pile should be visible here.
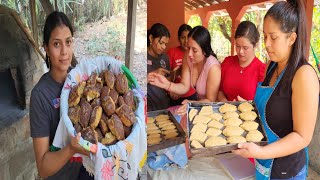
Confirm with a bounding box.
[147,114,179,145]
[189,102,264,149]
[68,71,136,145]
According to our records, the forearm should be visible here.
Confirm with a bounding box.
[217,91,228,102]
[258,132,308,159]
[37,145,74,177]
[168,82,189,95]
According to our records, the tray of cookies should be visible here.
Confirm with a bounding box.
[187,101,268,157]
[147,110,186,153]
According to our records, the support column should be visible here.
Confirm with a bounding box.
[29,0,38,46]
[198,11,209,28]
[227,6,247,55]
[125,0,137,70]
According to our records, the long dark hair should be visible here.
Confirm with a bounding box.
[43,11,74,69]
[178,24,192,38]
[264,0,307,85]
[188,26,217,59]
[147,23,170,47]
[235,21,259,47]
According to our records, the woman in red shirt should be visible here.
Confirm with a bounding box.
[218,21,266,101]
[167,24,197,106]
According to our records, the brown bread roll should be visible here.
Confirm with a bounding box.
[107,114,125,140]
[79,98,92,128]
[116,104,136,127]
[81,127,98,144]
[68,105,81,124]
[89,106,102,129]
[101,96,116,116]
[104,70,116,89]
[68,81,86,107]
[115,73,129,94]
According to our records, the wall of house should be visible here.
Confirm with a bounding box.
[147,0,185,51]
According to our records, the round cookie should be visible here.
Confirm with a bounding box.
[239,111,257,121]
[240,121,259,131]
[223,111,239,120]
[223,126,244,137]
[246,130,264,142]
[238,102,254,112]
[227,136,246,144]
[205,136,227,147]
[223,117,242,127]
[219,103,237,113]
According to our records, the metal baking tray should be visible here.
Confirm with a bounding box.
[147,110,186,153]
[187,101,268,157]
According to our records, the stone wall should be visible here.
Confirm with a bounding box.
[0,5,45,180]
[0,114,37,180]
[309,106,320,174]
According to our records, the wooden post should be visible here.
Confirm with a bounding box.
[125,0,137,70]
[29,0,38,46]
[304,0,314,61]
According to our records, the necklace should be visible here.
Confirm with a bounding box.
[240,67,244,73]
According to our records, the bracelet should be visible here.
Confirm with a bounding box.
[166,82,172,91]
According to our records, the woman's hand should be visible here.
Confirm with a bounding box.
[232,142,263,159]
[70,133,91,156]
[148,72,171,90]
[233,95,247,102]
[176,99,190,116]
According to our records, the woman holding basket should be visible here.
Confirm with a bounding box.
[29,11,93,179]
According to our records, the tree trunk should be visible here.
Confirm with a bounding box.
[39,0,54,16]
[219,22,231,42]
[54,0,58,11]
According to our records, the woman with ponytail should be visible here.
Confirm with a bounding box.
[149,26,221,115]
[233,0,319,179]
[30,11,93,179]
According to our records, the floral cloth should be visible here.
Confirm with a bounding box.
[53,56,147,179]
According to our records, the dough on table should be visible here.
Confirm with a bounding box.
[223,111,239,120]
[191,140,204,149]
[189,109,198,122]
[193,115,211,124]
[219,103,237,113]
[190,131,207,144]
[238,102,254,112]
[199,106,213,116]
[205,136,227,147]
[239,111,257,121]
[205,128,222,137]
[206,113,222,121]
[191,123,208,133]
[207,120,224,129]
[246,130,264,142]
[223,117,243,127]
[240,121,259,131]
[223,126,244,137]
[227,136,246,144]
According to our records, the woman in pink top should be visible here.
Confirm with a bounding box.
[149,26,221,115]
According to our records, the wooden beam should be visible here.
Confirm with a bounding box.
[29,0,38,46]
[125,0,137,70]
[185,3,194,10]
[187,0,200,9]
[193,0,207,7]
[201,0,213,5]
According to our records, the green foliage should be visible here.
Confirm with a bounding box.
[208,15,231,61]
[105,23,126,58]
[310,6,320,76]
[188,15,202,28]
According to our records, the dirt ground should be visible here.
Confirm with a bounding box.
[73,4,147,93]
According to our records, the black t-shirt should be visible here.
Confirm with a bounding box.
[30,72,93,180]
[264,63,306,178]
[147,53,171,111]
